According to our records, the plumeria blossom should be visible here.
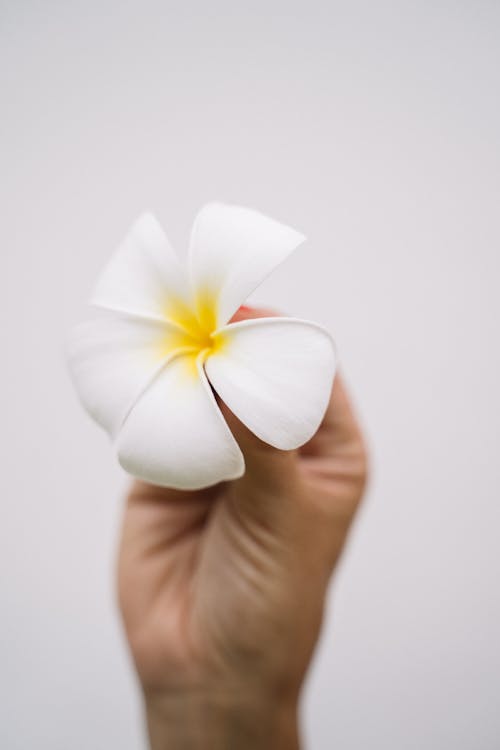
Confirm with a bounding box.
[67,203,337,489]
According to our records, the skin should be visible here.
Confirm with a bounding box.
[117,306,368,749]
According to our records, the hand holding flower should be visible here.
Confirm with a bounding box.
[118,308,368,748]
[67,205,368,748]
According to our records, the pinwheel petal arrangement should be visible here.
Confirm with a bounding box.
[67,203,337,489]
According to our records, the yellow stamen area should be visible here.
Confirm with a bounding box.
[159,287,224,371]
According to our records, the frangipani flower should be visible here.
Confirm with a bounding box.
[67,203,336,489]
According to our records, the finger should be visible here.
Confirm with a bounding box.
[299,371,366,459]
[228,304,280,323]
[218,399,299,491]
[120,481,218,567]
[298,372,369,534]
[222,304,297,489]
[215,306,303,535]
[117,480,221,634]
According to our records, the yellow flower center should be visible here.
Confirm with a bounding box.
[160,288,223,364]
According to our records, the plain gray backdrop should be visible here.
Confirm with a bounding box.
[1,1,499,748]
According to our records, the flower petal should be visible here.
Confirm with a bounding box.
[116,352,245,489]
[67,313,196,438]
[91,213,192,323]
[189,203,306,327]
[205,318,336,450]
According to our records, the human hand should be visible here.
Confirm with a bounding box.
[117,306,368,750]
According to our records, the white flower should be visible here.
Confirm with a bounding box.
[67,203,337,489]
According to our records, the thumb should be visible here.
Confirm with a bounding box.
[218,399,301,539]
[219,399,299,492]
[217,305,302,527]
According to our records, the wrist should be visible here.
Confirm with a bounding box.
[144,685,300,750]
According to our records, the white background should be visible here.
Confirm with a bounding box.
[1,1,499,748]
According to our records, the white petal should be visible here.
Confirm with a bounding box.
[67,313,197,438]
[189,203,306,327]
[116,353,245,490]
[205,318,336,450]
[91,213,191,322]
